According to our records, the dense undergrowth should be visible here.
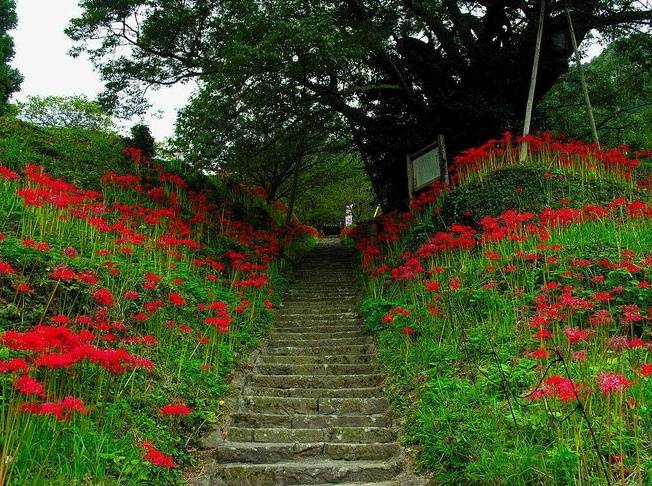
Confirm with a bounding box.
[0,119,317,484]
[348,133,652,484]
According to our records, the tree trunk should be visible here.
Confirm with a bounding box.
[285,161,302,226]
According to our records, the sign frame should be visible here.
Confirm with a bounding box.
[406,134,450,201]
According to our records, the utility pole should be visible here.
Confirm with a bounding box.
[565,3,600,146]
[520,0,546,162]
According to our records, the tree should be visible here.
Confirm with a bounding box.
[293,155,376,228]
[127,123,156,158]
[0,0,22,114]
[67,1,652,208]
[538,32,652,149]
[17,95,115,131]
[175,79,351,203]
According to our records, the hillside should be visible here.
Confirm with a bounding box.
[0,119,316,484]
[348,134,652,484]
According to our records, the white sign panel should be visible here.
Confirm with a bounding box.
[412,148,441,191]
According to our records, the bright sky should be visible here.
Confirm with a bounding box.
[10,0,195,141]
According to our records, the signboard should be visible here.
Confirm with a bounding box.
[412,149,441,192]
[406,134,449,201]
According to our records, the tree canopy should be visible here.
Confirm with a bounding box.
[0,0,22,114]
[539,32,652,149]
[68,0,652,208]
[17,95,115,131]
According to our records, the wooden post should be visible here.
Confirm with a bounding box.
[437,134,449,187]
[520,0,546,162]
[406,153,415,202]
[565,4,600,147]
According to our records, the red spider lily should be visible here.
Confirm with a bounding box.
[0,358,30,373]
[529,348,550,359]
[124,290,140,300]
[15,282,32,293]
[400,326,416,337]
[20,396,88,421]
[62,246,79,258]
[93,288,114,307]
[424,281,441,292]
[140,441,176,468]
[168,292,186,306]
[530,375,582,402]
[160,402,192,416]
[263,300,274,309]
[589,310,613,327]
[0,260,18,276]
[204,317,231,334]
[597,372,631,394]
[564,327,591,345]
[15,375,47,397]
[50,265,76,281]
[0,164,20,181]
[640,364,652,377]
[382,306,411,324]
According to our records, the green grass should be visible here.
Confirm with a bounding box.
[359,161,652,484]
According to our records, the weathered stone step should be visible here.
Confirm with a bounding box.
[263,344,376,356]
[271,324,364,333]
[255,364,378,376]
[241,396,389,415]
[258,354,375,365]
[231,413,392,429]
[248,374,383,389]
[245,386,385,399]
[266,337,373,348]
[278,309,359,316]
[283,292,360,307]
[210,441,399,463]
[209,459,402,485]
[228,426,396,444]
[269,330,367,340]
[273,319,362,327]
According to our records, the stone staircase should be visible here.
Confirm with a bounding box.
[193,238,419,485]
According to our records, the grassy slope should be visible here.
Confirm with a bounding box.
[358,147,652,484]
[0,119,313,484]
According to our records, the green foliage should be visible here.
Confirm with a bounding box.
[67,0,652,208]
[0,0,22,113]
[17,95,115,132]
[402,165,636,251]
[294,155,376,228]
[539,32,652,149]
[0,117,128,188]
[359,158,652,483]
[441,166,634,223]
[128,123,156,158]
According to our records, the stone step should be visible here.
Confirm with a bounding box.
[262,344,376,356]
[266,337,373,348]
[241,396,389,415]
[211,441,399,463]
[208,459,402,485]
[269,330,368,340]
[245,386,385,399]
[248,374,384,389]
[277,310,359,317]
[227,427,396,444]
[273,319,363,328]
[258,354,375,365]
[231,413,392,429]
[255,364,378,376]
[271,324,364,333]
